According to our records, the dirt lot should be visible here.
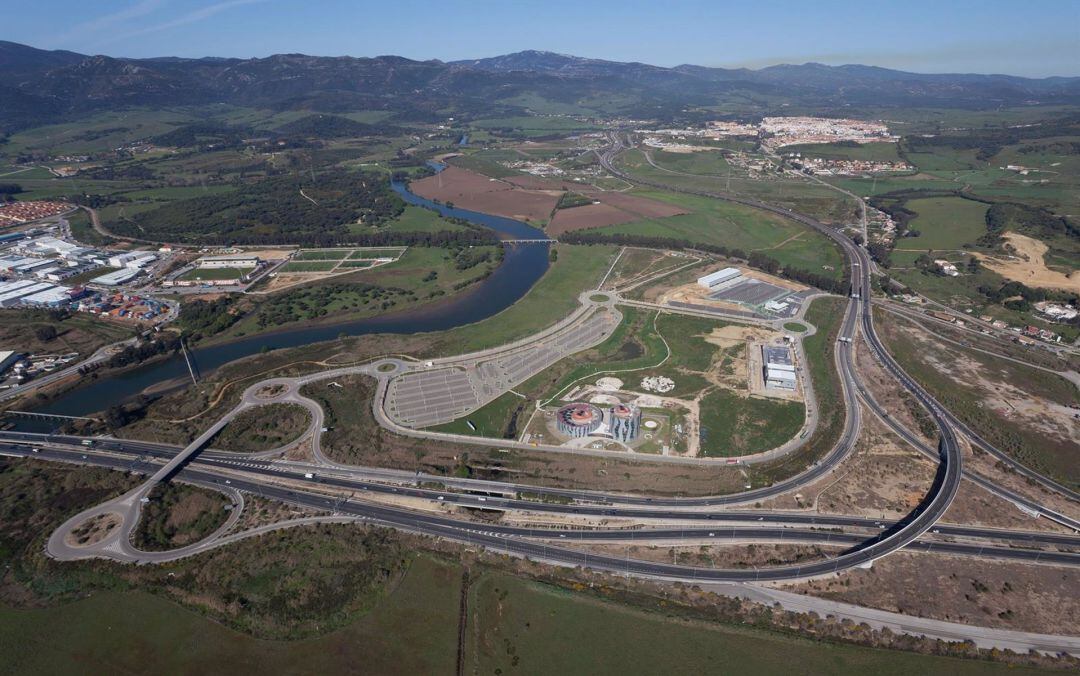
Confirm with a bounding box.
[758,407,935,517]
[783,551,1080,635]
[885,318,1079,477]
[975,231,1080,293]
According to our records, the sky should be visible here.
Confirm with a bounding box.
[6,0,1079,77]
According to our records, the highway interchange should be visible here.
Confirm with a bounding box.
[4,134,1078,653]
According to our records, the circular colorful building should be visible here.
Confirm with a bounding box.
[556,403,604,438]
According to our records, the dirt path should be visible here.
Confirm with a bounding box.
[81,205,147,244]
[456,568,471,676]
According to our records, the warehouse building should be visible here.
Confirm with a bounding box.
[0,281,54,307]
[107,251,158,269]
[763,345,797,390]
[21,286,73,307]
[197,254,260,269]
[697,267,742,290]
[0,351,22,376]
[92,268,143,286]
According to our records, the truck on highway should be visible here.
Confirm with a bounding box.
[81,439,94,447]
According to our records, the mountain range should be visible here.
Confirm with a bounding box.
[2,41,1079,133]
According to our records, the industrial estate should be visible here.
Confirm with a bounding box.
[0,18,1077,673]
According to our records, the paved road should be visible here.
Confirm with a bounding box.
[10,134,1077,651]
[17,445,1075,570]
[0,339,136,403]
[11,441,1078,551]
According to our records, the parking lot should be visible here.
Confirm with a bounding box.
[385,308,618,428]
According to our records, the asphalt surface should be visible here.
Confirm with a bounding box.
[9,444,1076,570]
[0,135,1070,619]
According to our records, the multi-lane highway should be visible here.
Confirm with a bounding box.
[7,443,1076,569]
[5,133,1074,613]
[599,132,1077,505]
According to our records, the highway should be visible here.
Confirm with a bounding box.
[6,134,1077,650]
[600,132,1078,504]
[9,444,1076,569]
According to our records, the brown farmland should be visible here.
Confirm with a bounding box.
[412,165,688,234]
[410,167,560,223]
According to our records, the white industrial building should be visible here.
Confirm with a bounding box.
[22,286,72,307]
[107,251,157,269]
[763,345,797,390]
[0,281,54,307]
[92,268,142,286]
[697,267,742,290]
[0,351,22,375]
[197,254,260,269]
[0,256,40,271]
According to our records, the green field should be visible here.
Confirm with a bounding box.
[437,244,617,353]
[279,261,339,272]
[787,141,903,162]
[227,246,500,337]
[0,557,459,673]
[467,572,1045,676]
[648,148,736,175]
[3,551,1045,674]
[178,266,253,281]
[367,205,467,234]
[615,148,857,225]
[592,189,845,278]
[898,196,990,251]
[699,390,805,457]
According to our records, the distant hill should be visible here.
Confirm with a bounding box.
[1,41,1079,132]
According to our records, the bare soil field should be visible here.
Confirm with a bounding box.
[410,167,560,223]
[603,248,691,292]
[594,191,689,219]
[758,408,936,517]
[574,542,837,569]
[414,166,686,233]
[783,551,1080,635]
[548,202,638,235]
[975,231,1080,293]
[503,175,565,190]
[548,193,690,237]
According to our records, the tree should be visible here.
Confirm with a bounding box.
[34,325,58,342]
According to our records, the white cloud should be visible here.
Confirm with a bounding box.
[50,0,165,51]
[105,0,270,44]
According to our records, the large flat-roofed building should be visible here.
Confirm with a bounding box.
[0,281,53,307]
[0,350,22,375]
[92,268,142,286]
[763,345,797,390]
[697,266,742,290]
[21,286,72,307]
[197,254,260,269]
[107,251,157,269]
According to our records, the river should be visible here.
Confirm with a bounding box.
[22,175,550,422]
